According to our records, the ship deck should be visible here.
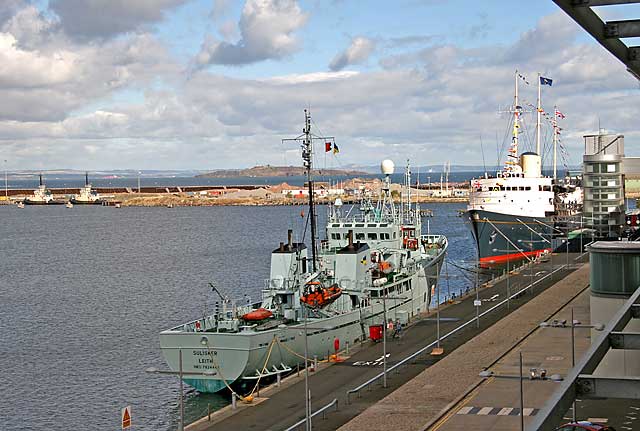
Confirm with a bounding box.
[186,252,587,431]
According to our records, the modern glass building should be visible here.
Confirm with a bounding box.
[583,131,625,239]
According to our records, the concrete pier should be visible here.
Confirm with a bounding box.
[186,253,586,431]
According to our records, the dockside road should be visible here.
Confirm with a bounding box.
[340,262,591,431]
[187,253,585,431]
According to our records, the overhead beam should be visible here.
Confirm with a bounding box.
[527,287,640,430]
[553,0,640,80]
[577,375,640,399]
[609,331,640,349]
[605,19,640,38]
[572,0,640,6]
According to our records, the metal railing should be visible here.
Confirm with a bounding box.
[283,398,339,431]
[346,262,570,403]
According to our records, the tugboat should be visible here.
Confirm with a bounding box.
[23,174,60,205]
[70,172,102,205]
[157,110,448,394]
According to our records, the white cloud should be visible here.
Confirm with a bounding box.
[0,32,77,88]
[49,0,189,40]
[329,37,376,71]
[0,7,639,171]
[195,0,308,67]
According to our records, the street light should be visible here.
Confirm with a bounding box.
[4,159,7,203]
[539,308,604,422]
[492,245,524,310]
[479,352,562,431]
[146,349,216,431]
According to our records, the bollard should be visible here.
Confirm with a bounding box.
[277,372,281,387]
[208,403,211,421]
[231,394,237,410]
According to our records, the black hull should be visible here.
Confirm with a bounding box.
[23,200,66,205]
[70,199,103,205]
[464,209,553,264]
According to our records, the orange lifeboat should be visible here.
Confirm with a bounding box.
[377,261,393,274]
[301,283,342,308]
[242,308,274,321]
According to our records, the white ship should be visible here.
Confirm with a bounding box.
[158,110,448,394]
[23,174,56,205]
[70,173,102,205]
[465,71,582,265]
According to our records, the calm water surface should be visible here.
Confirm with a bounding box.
[0,203,475,431]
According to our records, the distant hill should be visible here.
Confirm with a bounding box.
[196,165,368,178]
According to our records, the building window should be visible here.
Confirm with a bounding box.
[607,164,617,173]
[368,233,377,240]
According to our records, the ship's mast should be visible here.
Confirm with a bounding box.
[536,73,542,156]
[301,109,318,272]
[505,71,520,172]
[283,109,335,272]
[553,105,558,181]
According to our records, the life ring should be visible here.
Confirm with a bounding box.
[195,321,202,331]
[493,187,499,192]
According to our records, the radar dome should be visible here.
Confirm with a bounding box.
[381,159,395,175]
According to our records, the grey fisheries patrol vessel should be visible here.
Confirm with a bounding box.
[158,110,448,394]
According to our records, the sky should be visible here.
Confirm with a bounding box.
[1,0,639,171]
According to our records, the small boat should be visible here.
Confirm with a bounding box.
[114,203,121,208]
[66,202,73,209]
[70,172,103,205]
[17,201,24,209]
[24,174,55,205]
[300,282,342,308]
[242,308,273,321]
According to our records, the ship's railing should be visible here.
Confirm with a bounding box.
[345,261,569,404]
[283,398,338,431]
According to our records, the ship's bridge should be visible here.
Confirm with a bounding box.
[324,222,401,251]
[468,174,555,217]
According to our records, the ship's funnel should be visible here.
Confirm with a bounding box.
[347,230,354,250]
[287,229,293,250]
[520,152,541,178]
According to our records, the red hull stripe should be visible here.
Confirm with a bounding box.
[479,249,551,264]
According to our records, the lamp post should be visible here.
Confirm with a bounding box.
[492,245,524,310]
[4,159,7,203]
[378,294,407,388]
[303,305,311,431]
[479,351,562,431]
[475,249,480,328]
[539,310,604,422]
[146,349,217,431]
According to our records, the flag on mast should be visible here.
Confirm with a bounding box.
[540,76,553,86]
[325,142,332,152]
[333,144,340,154]
[555,110,566,119]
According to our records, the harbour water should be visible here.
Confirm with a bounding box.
[0,203,477,431]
